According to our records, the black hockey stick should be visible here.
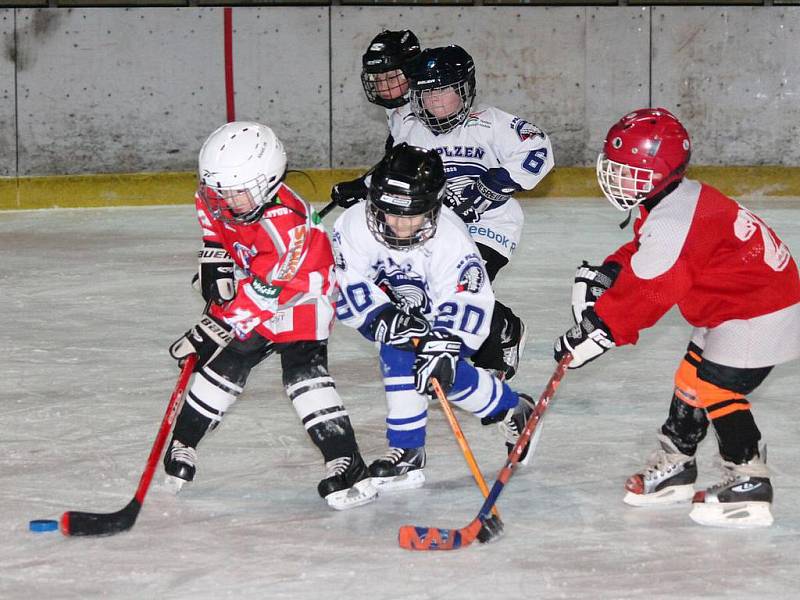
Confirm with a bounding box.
[60,354,197,536]
[397,354,572,551]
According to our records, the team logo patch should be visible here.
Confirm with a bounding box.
[513,118,543,142]
[457,260,485,294]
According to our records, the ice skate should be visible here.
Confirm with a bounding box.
[163,439,198,493]
[624,433,697,506]
[501,319,527,381]
[498,393,537,466]
[690,451,773,528]
[368,447,426,491]
[318,452,378,510]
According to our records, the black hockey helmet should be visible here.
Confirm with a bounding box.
[367,143,447,250]
[404,45,476,134]
[361,30,421,109]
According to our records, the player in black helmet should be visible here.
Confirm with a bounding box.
[366,143,445,250]
[361,29,421,110]
[331,30,421,212]
[332,143,537,490]
[404,44,476,135]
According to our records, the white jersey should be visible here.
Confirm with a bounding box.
[332,204,495,354]
[388,103,554,259]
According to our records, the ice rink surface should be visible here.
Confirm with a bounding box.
[2,197,799,599]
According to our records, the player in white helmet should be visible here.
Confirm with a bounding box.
[165,121,377,511]
[554,108,800,528]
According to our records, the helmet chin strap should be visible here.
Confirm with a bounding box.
[618,211,632,230]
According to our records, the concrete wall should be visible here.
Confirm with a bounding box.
[1,6,799,178]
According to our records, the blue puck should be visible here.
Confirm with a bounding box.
[29,519,59,533]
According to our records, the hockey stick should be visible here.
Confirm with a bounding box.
[430,378,499,519]
[60,354,197,536]
[398,354,572,551]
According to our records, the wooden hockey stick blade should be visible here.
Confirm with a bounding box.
[61,354,197,537]
[397,355,572,551]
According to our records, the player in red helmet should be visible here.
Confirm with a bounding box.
[596,108,691,211]
[555,108,800,528]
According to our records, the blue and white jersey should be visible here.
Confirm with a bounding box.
[332,204,495,354]
[389,103,553,198]
[387,103,554,259]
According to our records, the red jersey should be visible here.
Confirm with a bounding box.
[596,179,800,346]
[196,184,336,343]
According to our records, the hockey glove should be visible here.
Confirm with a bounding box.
[413,331,462,395]
[192,243,235,304]
[571,260,621,323]
[170,313,234,366]
[331,176,369,210]
[554,310,615,369]
[451,172,515,224]
[371,306,431,351]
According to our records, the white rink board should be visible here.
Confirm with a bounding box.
[1,198,799,599]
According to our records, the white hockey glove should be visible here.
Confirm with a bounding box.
[413,331,462,395]
[571,261,621,323]
[192,243,235,305]
[370,306,431,351]
[170,313,234,366]
[554,310,615,369]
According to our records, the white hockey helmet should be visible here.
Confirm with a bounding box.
[198,121,288,224]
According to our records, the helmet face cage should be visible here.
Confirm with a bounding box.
[200,173,280,224]
[366,195,440,250]
[361,69,410,109]
[596,153,654,211]
[409,78,475,134]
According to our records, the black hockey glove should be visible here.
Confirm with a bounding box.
[554,310,615,369]
[370,306,431,351]
[331,176,369,210]
[413,331,462,395]
[571,260,621,323]
[451,172,515,224]
[192,243,235,305]
[170,313,234,366]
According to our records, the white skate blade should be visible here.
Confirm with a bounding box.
[689,500,774,528]
[325,478,379,511]
[623,484,695,507]
[164,474,188,494]
[371,470,425,491]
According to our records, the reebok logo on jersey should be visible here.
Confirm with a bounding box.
[467,225,517,251]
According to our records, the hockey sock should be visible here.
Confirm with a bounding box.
[708,403,762,464]
[661,394,708,456]
[173,402,217,448]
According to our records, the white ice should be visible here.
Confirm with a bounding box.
[2,198,799,600]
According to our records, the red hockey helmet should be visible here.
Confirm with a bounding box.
[596,108,691,211]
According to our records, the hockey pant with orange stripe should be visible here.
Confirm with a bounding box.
[662,342,772,464]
